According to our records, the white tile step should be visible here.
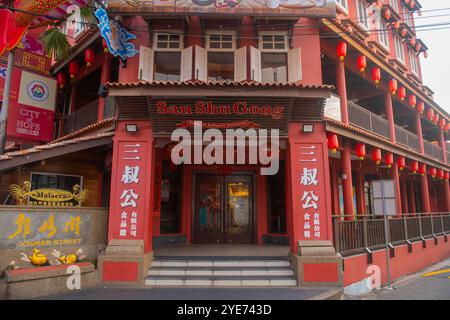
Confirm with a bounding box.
[145,278,297,287]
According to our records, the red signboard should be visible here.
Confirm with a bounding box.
[6,103,54,141]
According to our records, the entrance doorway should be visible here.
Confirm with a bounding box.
[194,174,254,244]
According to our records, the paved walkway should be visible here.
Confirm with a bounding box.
[41,287,332,300]
[347,259,450,300]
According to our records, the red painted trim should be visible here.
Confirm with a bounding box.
[303,263,339,283]
[102,261,139,282]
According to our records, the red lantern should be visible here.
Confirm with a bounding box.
[400,28,407,38]
[389,79,398,96]
[410,161,419,174]
[337,42,347,61]
[384,8,391,21]
[56,72,66,89]
[84,48,94,68]
[427,108,435,122]
[417,101,425,114]
[355,143,366,160]
[69,61,78,79]
[415,43,422,52]
[372,148,382,165]
[418,163,426,176]
[410,38,416,47]
[357,55,367,73]
[433,113,440,125]
[408,94,416,108]
[384,152,394,168]
[393,21,400,30]
[437,169,444,180]
[102,39,108,53]
[445,122,450,132]
[397,156,406,171]
[372,67,381,86]
[445,172,449,181]
[429,167,437,179]
[398,86,406,101]
[409,0,415,9]
[439,118,446,129]
[327,133,339,153]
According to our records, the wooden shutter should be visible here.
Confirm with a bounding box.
[287,47,302,83]
[138,45,154,82]
[234,46,247,82]
[180,46,193,81]
[250,46,261,82]
[194,45,207,82]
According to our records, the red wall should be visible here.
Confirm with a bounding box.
[343,236,450,286]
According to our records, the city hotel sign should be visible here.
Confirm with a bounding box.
[156,101,285,120]
[108,0,336,17]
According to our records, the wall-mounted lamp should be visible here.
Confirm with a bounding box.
[302,124,314,133]
[125,124,138,133]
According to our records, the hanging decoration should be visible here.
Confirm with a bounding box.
[337,42,347,61]
[84,48,95,68]
[433,113,440,125]
[384,153,394,169]
[408,94,416,108]
[417,101,425,114]
[372,148,382,165]
[427,108,435,122]
[357,55,367,74]
[56,72,66,90]
[437,169,444,180]
[355,143,366,161]
[397,156,406,171]
[445,172,449,181]
[410,161,419,174]
[419,163,426,176]
[429,167,437,179]
[389,79,398,96]
[439,118,446,129]
[327,133,339,154]
[398,86,406,101]
[69,61,79,79]
[371,67,381,86]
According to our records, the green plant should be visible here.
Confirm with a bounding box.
[39,27,71,60]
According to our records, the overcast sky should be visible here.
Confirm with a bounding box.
[417,0,450,113]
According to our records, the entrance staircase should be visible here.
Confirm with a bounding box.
[145,256,297,287]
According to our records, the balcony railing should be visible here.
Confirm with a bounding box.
[332,213,450,256]
[395,125,420,152]
[62,98,116,135]
[347,101,391,139]
[423,140,443,161]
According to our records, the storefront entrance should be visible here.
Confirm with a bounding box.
[194,174,254,244]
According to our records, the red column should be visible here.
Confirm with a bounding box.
[391,162,403,215]
[329,158,341,215]
[415,111,425,154]
[97,56,111,121]
[100,120,154,284]
[337,60,349,124]
[408,179,417,214]
[341,141,354,219]
[286,122,333,253]
[355,165,366,214]
[439,128,447,163]
[384,90,396,143]
[400,179,409,214]
[421,175,431,213]
[444,180,450,212]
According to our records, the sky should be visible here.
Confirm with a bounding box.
[417,0,450,113]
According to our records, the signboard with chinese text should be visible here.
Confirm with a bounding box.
[108,0,336,17]
[292,143,328,240]
[0,210,89,250]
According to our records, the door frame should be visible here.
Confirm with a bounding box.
[191,170,257,244]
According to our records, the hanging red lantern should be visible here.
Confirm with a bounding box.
[444,172,449,181]
[408,94,416,108]
[410,38,416,47]
[389,79,398,96]
[69,61,78,79]
[429,167,437,179]
[398,86,406,101]
[439,118,446,129]
[372,67,381,86]
[397,156,406,171]
[337,42,347,61]
[393,21,401,30]
[400,28,407,38]
[384,153,394,169]
[417,101,425,114]
[437,169,445,180]
[427,108,435,122]
[445,122,450,132]
[372,148,382,165]
[433,113,440,125]
[384,8,391,21]
[355,143,366,160]
[84,48,94,68]
[415,43,422,52]
[102,39,109,53]
[409,0,415,9]
[410,161,419,174]
[56,72,66,89]
[327,133,339,154]
[418,163,426,176]
[357,55,367,73]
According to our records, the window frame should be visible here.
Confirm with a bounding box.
[152,31,184,52]
[378,19,390,50]
[336,0,348,13]
[205,31,236,52]
[258,31,289,53]
[394,34,405,63]
[356,0,370,31]
[408,49,418,75]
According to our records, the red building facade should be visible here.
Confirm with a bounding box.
[1,0,450,289]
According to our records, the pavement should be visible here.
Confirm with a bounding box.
[344,258,450,300]
[40,286,340,300]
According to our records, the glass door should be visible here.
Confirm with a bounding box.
[194,174,253,244]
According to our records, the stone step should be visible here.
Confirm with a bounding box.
[147,268,294,277]
[150,260,291,268]
[145,278,297,287]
